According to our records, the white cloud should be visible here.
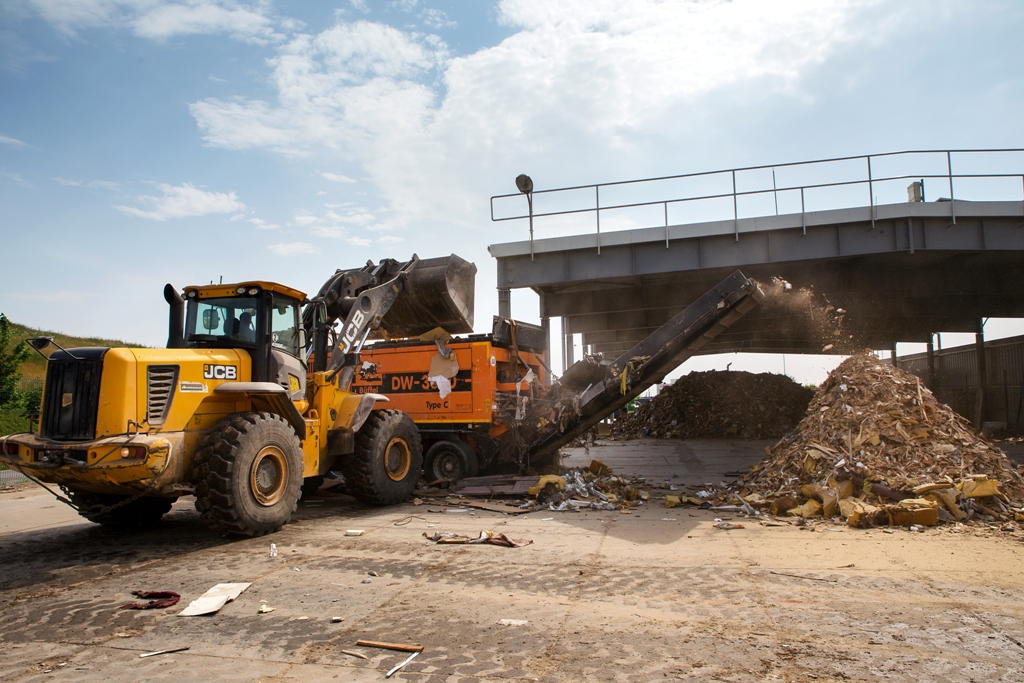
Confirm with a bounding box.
[132,1,280,43]
[247,217,279,230]
[0,133,28,148]
[289,206,377,240]
[421,9,455,30]
[347,236,371,247]
[188,3,886,240]
[1,171,28,184]
[321,172,357,183]
[54,177,120,189]
[268,241,317,255]
[377,234,403,244]
[115,182,245,220]
[29,0,281,43]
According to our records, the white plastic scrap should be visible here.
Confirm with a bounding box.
[179,583,251,617]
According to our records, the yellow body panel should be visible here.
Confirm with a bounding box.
[0,345,361,493]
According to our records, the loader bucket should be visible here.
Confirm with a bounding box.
[376,254,477,338]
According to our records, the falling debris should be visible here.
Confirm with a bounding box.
[612,370,813,440]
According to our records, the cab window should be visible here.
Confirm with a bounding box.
[271,295,300,357]
[186,296,258,346]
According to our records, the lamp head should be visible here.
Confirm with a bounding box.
[515,174,533,194]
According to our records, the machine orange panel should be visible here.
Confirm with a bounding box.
[351,339,547,428]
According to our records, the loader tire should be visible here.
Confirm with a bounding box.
[343,409,422,506]
[68,490,175,530]
[425,439,479,483]
[192,412,302,537]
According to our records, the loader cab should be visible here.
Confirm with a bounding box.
[183,281,308,401]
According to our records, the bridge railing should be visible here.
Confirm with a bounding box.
[490,148,1024,257]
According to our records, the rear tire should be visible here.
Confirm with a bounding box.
[343,410,422,506]
[425,439,479,483]
[68,490,175,529]
[192,412,302,536]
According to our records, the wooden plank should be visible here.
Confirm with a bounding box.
[356,640,424,653]
[459,500,530,515]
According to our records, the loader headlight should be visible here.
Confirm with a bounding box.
[236,287,247,294]
[247,288,259,296]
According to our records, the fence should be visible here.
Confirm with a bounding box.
[896,334,1024,427]
[0,466,28,486]
[491,148,1024,255]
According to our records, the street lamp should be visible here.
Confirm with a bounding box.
[516,174,534,260]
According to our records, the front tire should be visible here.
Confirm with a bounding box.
[192,412,302,536]
[67,490,175,529]
[343,410,422,506]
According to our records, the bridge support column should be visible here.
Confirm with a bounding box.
[563,317,574,369]
[975,319,987,428]
[926,334,936,390]
[498,289,510,319]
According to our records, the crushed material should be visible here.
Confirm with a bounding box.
[438,460,650,513]
[611,370,812,440]
[723,351,1024,527]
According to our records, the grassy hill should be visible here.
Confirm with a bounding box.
[8,320,145,387]
[1,320,146,438]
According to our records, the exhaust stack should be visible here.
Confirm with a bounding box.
[164,283,186,349]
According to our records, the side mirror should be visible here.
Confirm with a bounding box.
[202,309,221,331]
[27,337,53,352]
[297,328,307,351]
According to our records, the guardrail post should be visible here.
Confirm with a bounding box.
[867,155,875,230]
[800,187,806,236]
[663,202,669,248]
[732,170,738,242]
[527,191,534,261]
[772,168,779,215]
[947,151,956,225]
[595,186,601,255]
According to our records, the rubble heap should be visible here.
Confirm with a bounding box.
[612,370,813,440]
[733,351,1024,526]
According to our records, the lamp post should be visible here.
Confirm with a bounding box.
[516,174,534,261]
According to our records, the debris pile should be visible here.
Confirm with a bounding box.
[611,370,813,440]
[432,459,650,513]
[728,351,1024,527]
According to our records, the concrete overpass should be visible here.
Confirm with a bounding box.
[487,149,1024,361]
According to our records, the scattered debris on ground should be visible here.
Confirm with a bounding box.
[120,590,180,610]
[611,370,813,440]
[178,582,251,617]
[422,530,532,547]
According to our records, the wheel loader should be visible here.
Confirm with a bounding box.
[0,254,476,536]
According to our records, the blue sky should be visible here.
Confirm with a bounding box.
[1,0,1022,382]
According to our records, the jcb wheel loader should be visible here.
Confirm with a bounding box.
[0,254,476,536]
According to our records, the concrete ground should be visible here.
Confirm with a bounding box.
[1,438,1023,683]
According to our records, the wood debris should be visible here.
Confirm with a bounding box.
[722,351,1024,527]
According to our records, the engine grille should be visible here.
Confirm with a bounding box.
[146,365,179,426]
[40,349,107,441]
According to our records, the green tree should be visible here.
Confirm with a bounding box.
[0,314,31,410]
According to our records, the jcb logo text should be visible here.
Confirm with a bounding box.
[203,364,237,380]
